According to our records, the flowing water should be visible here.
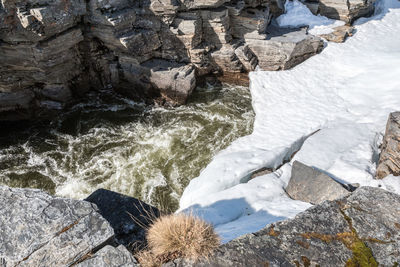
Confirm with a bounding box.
[0,84,254,211]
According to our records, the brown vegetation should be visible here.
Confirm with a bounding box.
[136,213,220,266]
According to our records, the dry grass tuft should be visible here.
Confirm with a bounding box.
[135,213,220,266]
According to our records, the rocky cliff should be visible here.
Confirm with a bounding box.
[0,0,375,120]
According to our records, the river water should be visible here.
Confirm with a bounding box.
[0,84,254,211]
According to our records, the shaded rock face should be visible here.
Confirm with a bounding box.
[304,0,376,23]
[0,186,115,266]
[85,188,160,250]
[286,161,350,204]
[376,112,400,179]
[0,0,334,120]
[168,187,400,266]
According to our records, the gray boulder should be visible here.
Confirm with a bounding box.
[1,0,376,120]
[0,186,115,267]
[286,161,350,204]
[376,112,400,179]
[166,187,400,266]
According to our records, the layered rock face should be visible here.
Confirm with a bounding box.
[0,0,86,120]
[0,185,398,266]
[0,0,377,120]
[1,0,357,120]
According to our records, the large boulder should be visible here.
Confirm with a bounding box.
[376,112,400,179]
[167,187,400,266]
[286,161,350,204]
[0,186,115,266]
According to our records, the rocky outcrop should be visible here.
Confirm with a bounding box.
[0,0,338,120]
[286,161,350,204]
[1,185,398,266]
[167,187,400,266]
[0,186,159,266]
[376,112,400,179]
[304,0,376,23]
[0,186,114,266]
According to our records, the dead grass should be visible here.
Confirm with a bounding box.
[135,213,220,266]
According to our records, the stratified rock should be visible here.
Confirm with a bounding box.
[0,90,34,112]
[320,25,355,43]
[376,112,400,179]
[234,43,258,72]
[182,0,230,10]
[211,45,244,73]
[76,245,139,267]
[85,189,160,249]
[0,186,115,267]
[286,161,350,204]
[0,0,376,120]
[0,90,34,120]
[201,8,232,46]
[246,26,324,71]
[304,0,376,23]
[170,13,203,49]
[167,187,400,266]
[230,7,271,40]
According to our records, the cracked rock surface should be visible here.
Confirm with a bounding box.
[165,187,400,266]
[0,186,115,267]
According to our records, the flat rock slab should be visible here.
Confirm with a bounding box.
[286,161,350,204]
[0,186,115,267]
[85,189,160,250]
[376,112,400,178]
[77,245,139,267]
[246,26,324,71]
[167,187,400,266]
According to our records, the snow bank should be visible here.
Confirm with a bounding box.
[179,0,400,243]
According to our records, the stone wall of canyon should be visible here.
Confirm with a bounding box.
[0,0,375,120]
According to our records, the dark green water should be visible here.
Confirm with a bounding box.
[0,84,254,211]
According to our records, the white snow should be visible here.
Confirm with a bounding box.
[178,0,400,243]
[276,0,345,35]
